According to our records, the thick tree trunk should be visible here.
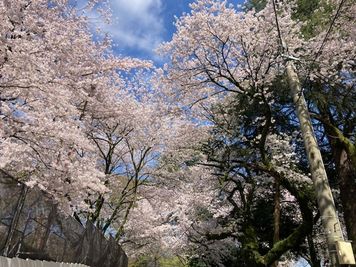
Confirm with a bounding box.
[307,234,321,267]
[272,177,281,267]
[316,108,356,254]
[286,61,344,266]
[336,149,356,253]
[237,167,316,267]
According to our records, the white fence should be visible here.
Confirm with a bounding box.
[0,257,89,267]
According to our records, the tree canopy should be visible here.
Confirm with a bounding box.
[1,0,355,266]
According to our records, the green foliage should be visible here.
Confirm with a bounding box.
[129,256,150,267]
[245,0,334,39]
[159,256,187,267]
[292,0,334,39]
[194,206,214,221]
[187,257,208,267]
[252,197,305,254]
[243,0,267,12]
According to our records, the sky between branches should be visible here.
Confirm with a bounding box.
[85,0,242,62]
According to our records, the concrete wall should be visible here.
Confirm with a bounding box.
[0,256,88,267]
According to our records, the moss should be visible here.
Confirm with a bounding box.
[328,124,356,164]
[262,222,312,265]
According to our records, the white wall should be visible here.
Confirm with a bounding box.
[0,256,89,267]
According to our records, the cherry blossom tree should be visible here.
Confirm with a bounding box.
[1,0,354,265]
[0,0,149,212]
[123,158,218,261]
[70,69,207,241]
[158,0,355,264]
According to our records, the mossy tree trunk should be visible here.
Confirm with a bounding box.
[286,61,344,266]
[318,111,356,254]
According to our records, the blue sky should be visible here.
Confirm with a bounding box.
[107,0,187,60]
[92,0,241,63]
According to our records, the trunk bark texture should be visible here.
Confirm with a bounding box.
[286,61,344,266]
[272,177,281,267]
[317,107,356,254]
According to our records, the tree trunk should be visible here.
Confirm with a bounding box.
[316,108,356,254]
[115,176,139,241]
[272,177,281,267]
[88,194,105,225]
[286,61,344,266]
[115,199,134,241]
[336,149,356,253]
[307,234,321,267]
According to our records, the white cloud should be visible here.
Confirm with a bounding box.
[107,0,164,55]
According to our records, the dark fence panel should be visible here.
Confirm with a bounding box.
[0,171,128,267]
